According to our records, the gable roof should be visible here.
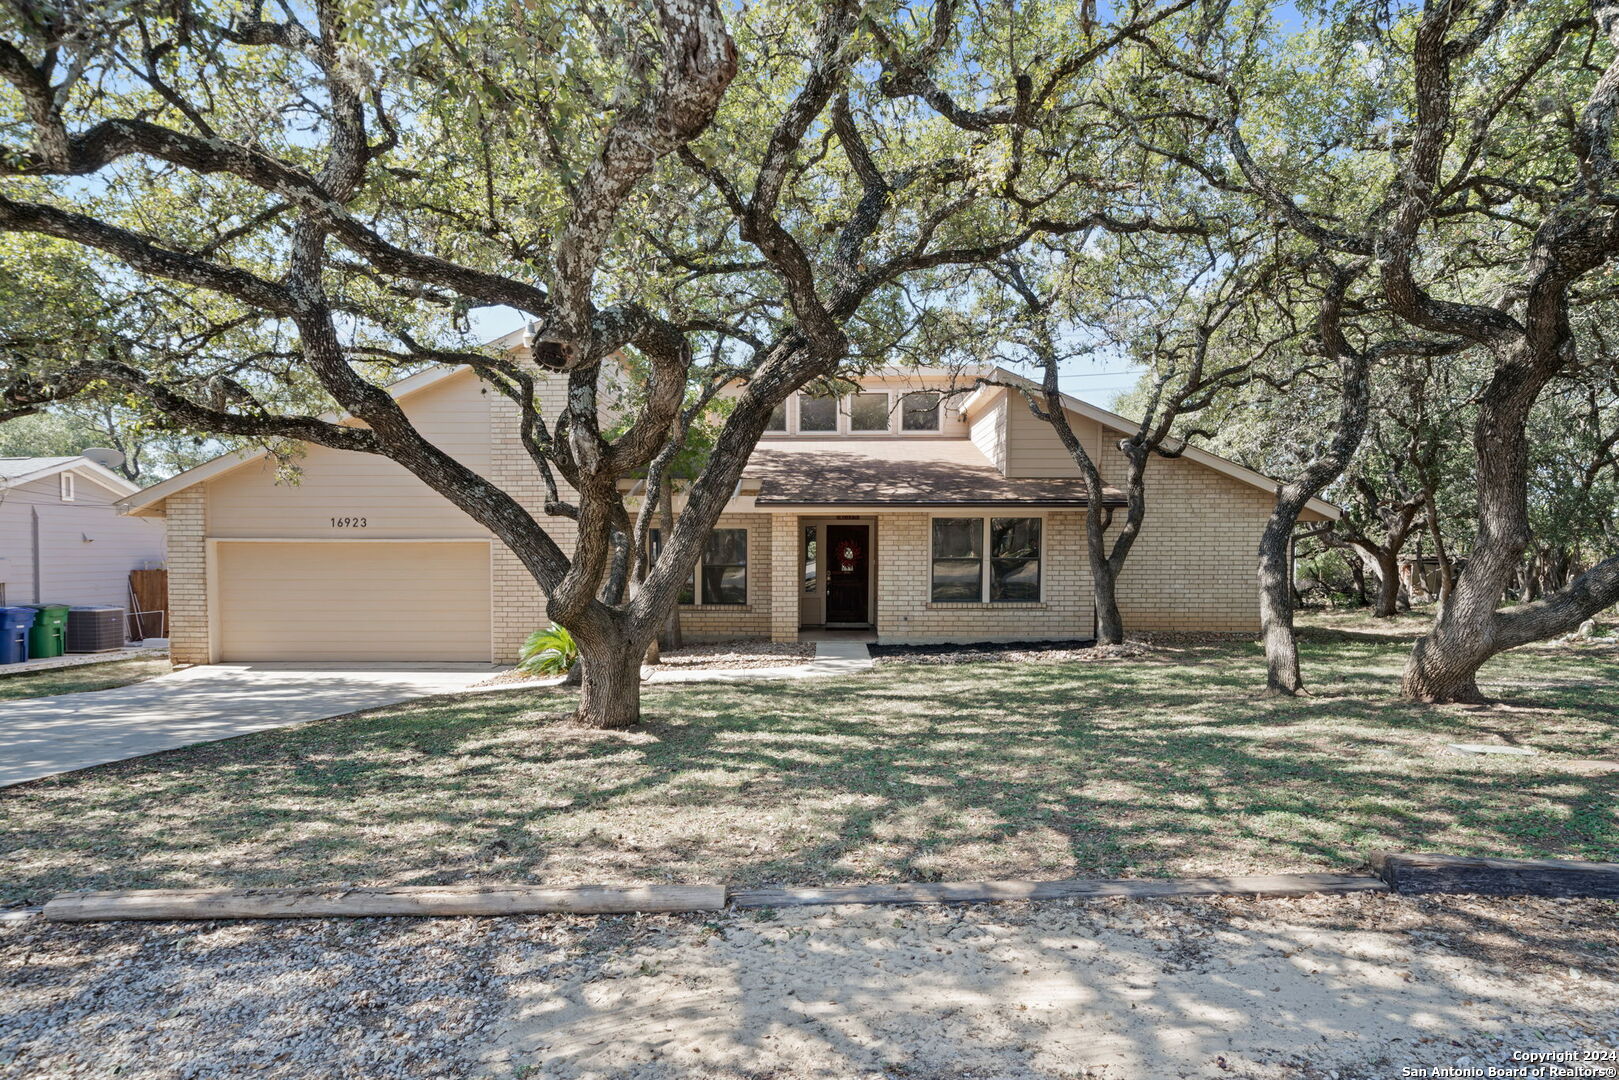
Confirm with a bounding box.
[120,363,470,515]
[963,368,1342,521]
[0,455,140,496]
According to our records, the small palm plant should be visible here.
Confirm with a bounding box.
[519,623,579,677]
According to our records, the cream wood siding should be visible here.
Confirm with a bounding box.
[1002,404,1106,478]
[967,389,1008,472]
[204,368,494,540]
[215,541,491,662]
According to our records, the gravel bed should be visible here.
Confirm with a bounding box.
[482,641,816,687]
[0,913,614,1079]
[870,637,1144,665]
[5,893,1614,1079]
[646,641,815,670]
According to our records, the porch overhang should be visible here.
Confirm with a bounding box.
[745,440,1125,510]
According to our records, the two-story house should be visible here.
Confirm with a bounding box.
[122,339,1336,665]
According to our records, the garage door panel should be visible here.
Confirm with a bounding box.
[217,542,491,662]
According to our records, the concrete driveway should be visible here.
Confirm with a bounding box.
[0,663,501,788]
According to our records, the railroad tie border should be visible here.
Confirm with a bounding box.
[32,854,1619,923]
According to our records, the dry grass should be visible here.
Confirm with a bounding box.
[0,657,169,702]
[2,609,1615,907]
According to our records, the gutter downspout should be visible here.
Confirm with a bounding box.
[31,506,41,604]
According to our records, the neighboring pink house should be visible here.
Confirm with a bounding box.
[123,347,1336,665]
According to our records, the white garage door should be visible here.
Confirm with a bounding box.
[216,541,492,662]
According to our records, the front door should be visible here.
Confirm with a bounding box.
[824,524,871,625]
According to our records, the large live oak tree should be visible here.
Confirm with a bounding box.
[1136,0,1619,700]
[0,0,1193,725]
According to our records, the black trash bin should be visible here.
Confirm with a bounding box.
[66,607,127,653]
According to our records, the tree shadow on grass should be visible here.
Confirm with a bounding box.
[1,640,1615,907]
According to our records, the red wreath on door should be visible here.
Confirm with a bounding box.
[836,539,863,572]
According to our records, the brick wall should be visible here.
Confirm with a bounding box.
[874,511,1095,643]
[671,513,774,642]
[165,488,209,664]
[1099,448,1271,633]
[488,387,577,662]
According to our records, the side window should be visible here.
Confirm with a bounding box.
[649,528,696,604]
[765,401,788,433]
[989,518,1041,601]
[701,529,748,604]
[60,473,76,502]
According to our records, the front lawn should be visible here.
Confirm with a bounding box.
[3,617,1614,907]
[0,657,170,702]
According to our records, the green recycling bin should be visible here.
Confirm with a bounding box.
[25,604,69,659]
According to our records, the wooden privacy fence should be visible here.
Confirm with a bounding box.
[128,568,168,640]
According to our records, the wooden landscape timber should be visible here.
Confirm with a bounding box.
[42,884,728,922]
[1371,853,1619,899]
[728,873,1389,909]
[43,857,1619,923]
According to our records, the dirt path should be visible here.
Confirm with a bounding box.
[3,894,1614,1080]
[482,893,1619,1080]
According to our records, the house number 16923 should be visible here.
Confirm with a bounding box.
[330,516,368,528]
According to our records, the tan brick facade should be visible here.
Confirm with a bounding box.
[488,390,577,662]
[151,363,1299,661]
[873,511,1095,643]
[1100,450,1272,633]
[165,488,209,665]
[669,513,774,642]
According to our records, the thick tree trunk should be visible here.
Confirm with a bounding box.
[1093,562,1124,645]
[1375,552,1403,617]
[574,635,647,729]
[1349,558,1369,606]
[659,478,683,651]
[1402,352,1543,702]
[1258,513,1303,695]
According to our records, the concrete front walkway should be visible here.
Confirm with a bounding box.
[0,663,500,788]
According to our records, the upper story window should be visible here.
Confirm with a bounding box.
[761,386,950,436]
[765,401,788,432]
[798,394,839,432]
[59,473,76,502]
[849,393,890,432]
[902,392,942,431]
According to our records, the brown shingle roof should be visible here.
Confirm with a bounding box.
[745,439,1123,508]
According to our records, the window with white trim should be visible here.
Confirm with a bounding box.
[798,394,838,432]
[849,392,889,432]
[60,473,75,501]
[650,527,749,605]
[930,516,1041,602]
[902,392,942,431]
[765,401,788,432]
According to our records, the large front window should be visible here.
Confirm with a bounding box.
[930,517,1041,602]
[651,528,749,605]
[701,528,749,604]
[930,518,984,602]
